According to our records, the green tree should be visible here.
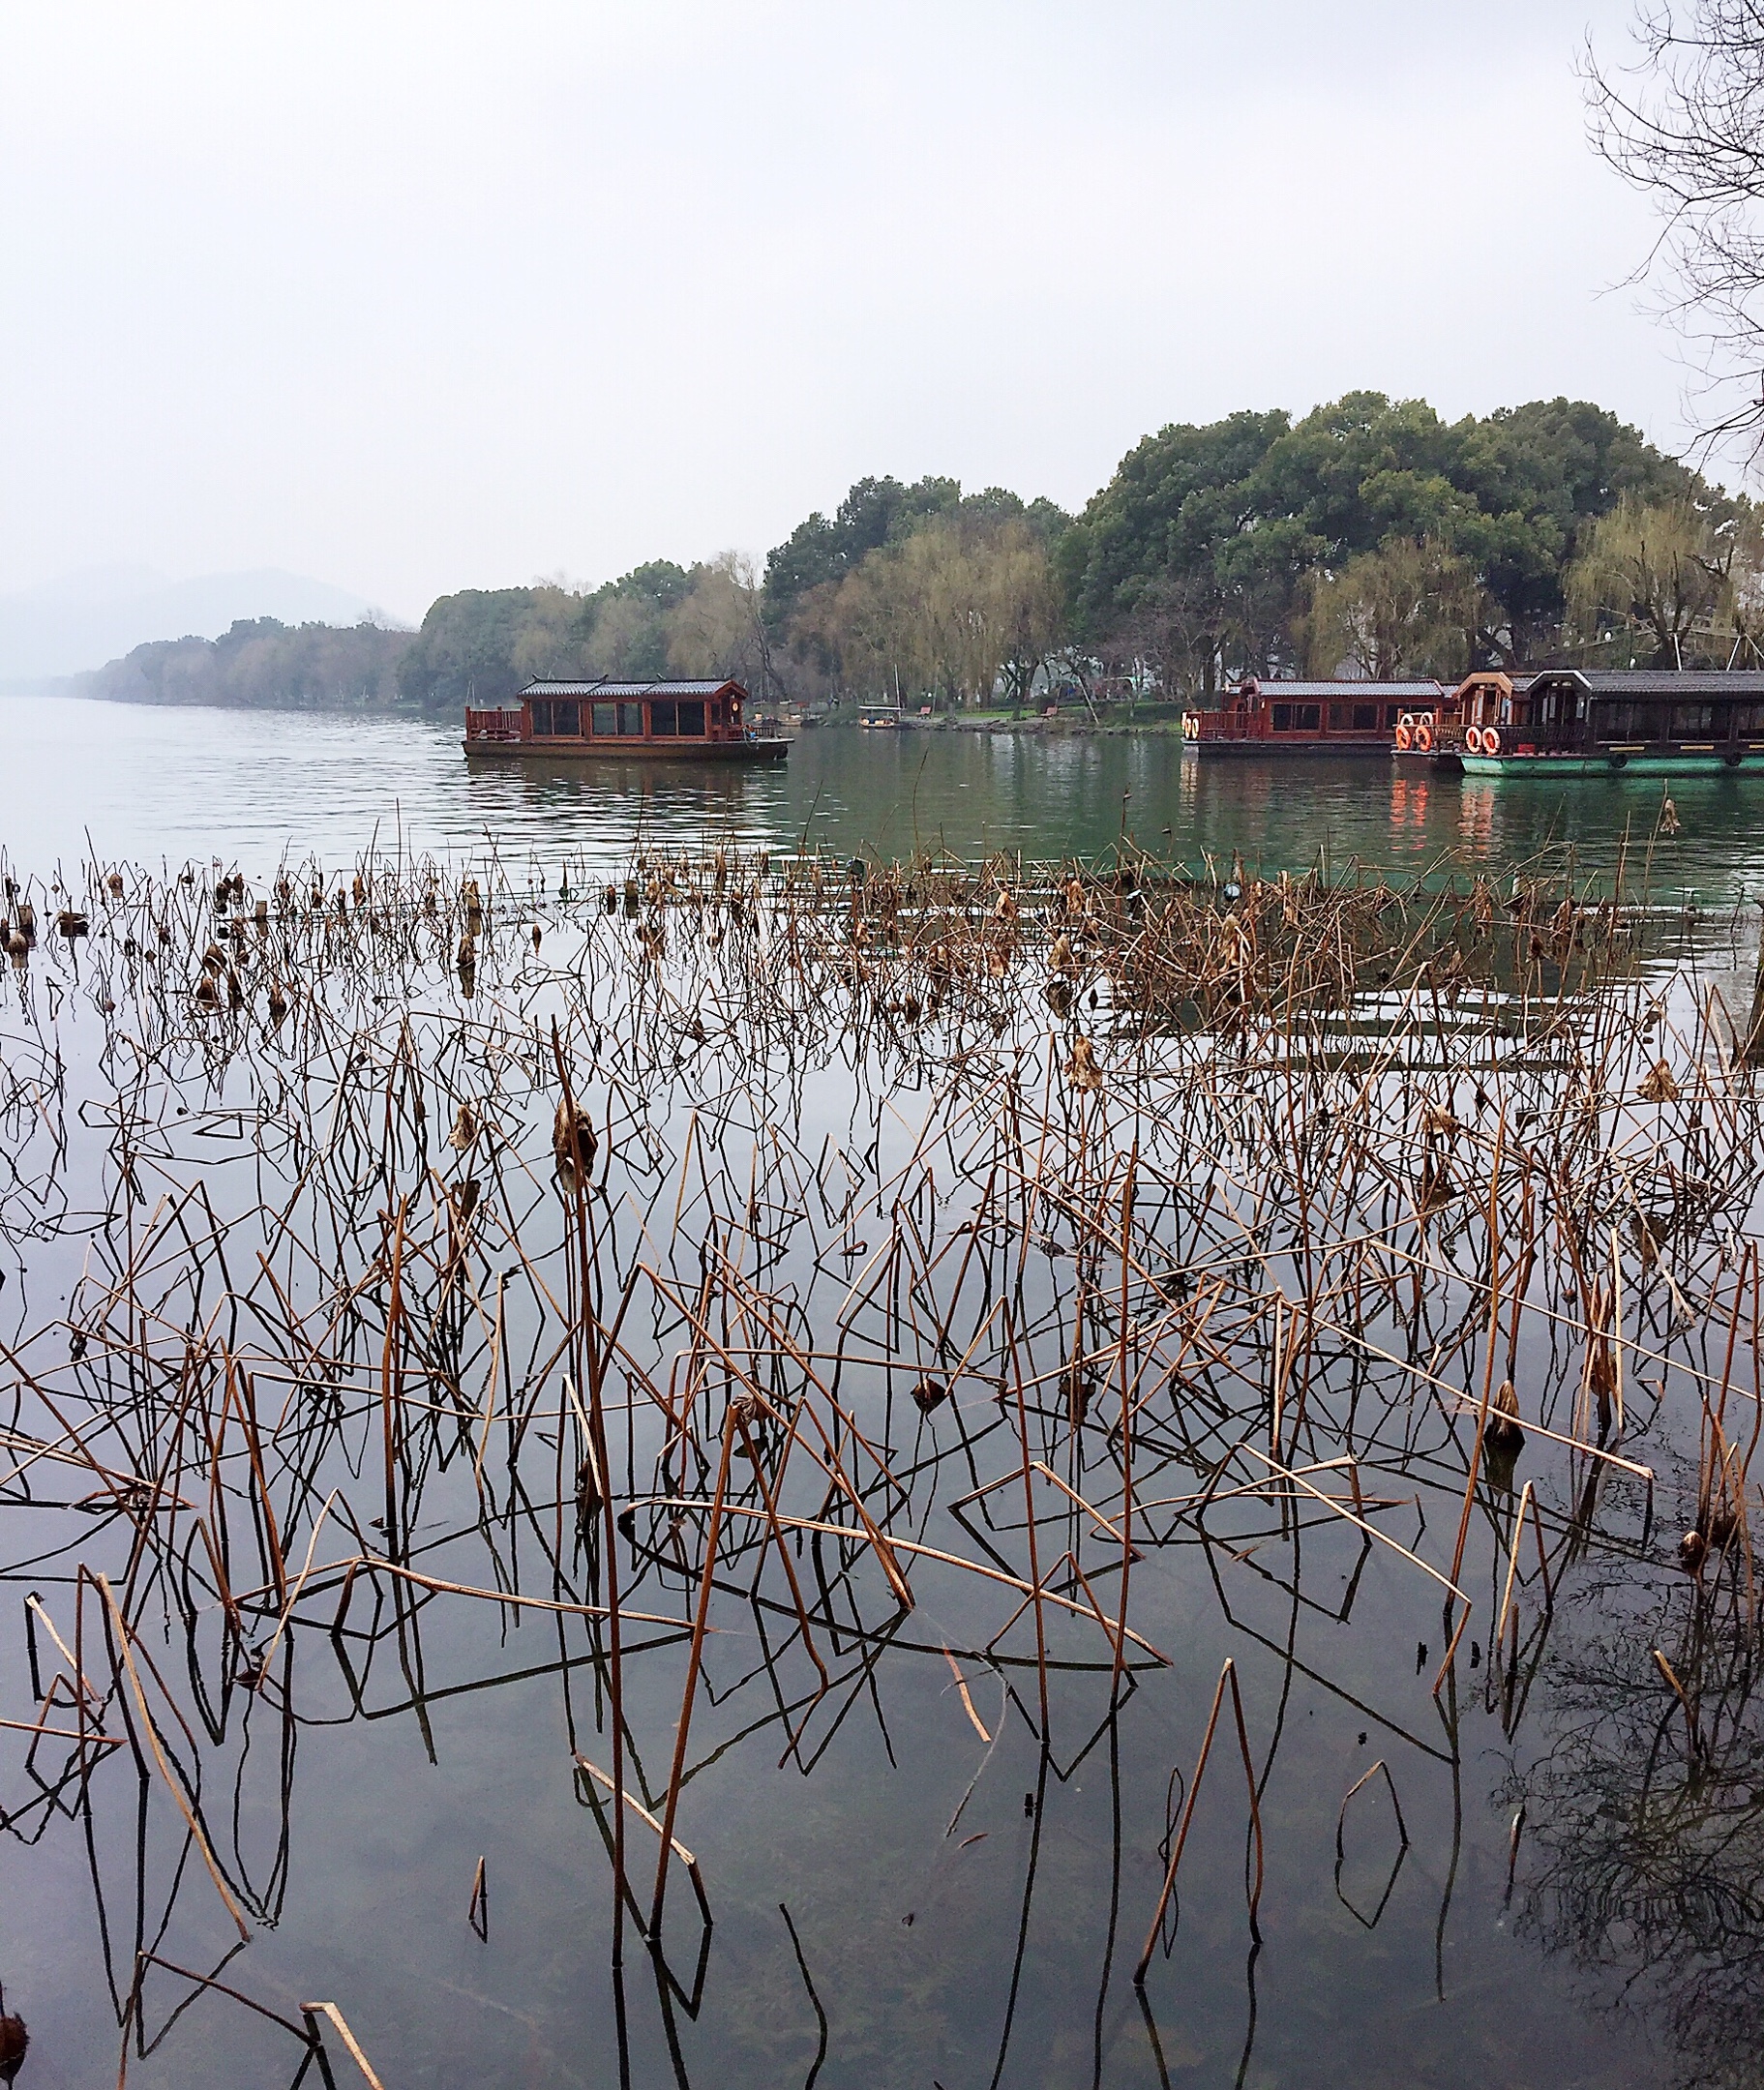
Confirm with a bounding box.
[1060,390,1711,682]
[763,475,962,631]
[579,561,692,678]
[800,513,1062,707]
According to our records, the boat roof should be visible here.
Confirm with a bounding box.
[1532,669,1764,695]
[1240,678,1445,699]
[519,677,743,699]
[1458,671,1540,692]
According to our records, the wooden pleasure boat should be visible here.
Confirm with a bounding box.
[463,678,789,761]
[1453,670,1764,777]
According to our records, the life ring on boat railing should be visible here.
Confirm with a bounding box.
[1481,726,1503,757]
[1415,720,1433,752]
[1394,721,1413,750]
[1464,726,1483,754]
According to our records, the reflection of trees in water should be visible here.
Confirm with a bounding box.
[1511,1557,1764,2089]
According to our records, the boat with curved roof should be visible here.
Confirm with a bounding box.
[463,677,788,761]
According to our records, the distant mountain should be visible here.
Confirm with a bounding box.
[0,567,403,681]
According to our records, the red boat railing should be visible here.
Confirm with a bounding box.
[464,708,526,743]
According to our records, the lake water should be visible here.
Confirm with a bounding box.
[6,695,1763,909]
[2,697,1763,2090]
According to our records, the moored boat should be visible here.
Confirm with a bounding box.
[463,677,789,761]
[1181,677,1448,758]
[1453,669,1764,777]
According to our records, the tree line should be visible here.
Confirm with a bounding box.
[82,391,1763,718]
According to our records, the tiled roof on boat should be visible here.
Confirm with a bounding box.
[518,677,742,699]
[1238,678,1446,699]
[1533,669,1764,696]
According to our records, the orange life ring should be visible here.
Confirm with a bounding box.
[1482,726,1503,757]
[1395,722,1413,750]
[1415,721,1433,752]
[1464,727,1482,754]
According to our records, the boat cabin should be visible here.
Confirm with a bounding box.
[465,677,752,750]
[1181,678,1449,756]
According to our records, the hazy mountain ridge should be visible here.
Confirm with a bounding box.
[0,567,399,682]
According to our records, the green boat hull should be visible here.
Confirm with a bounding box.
[1460,749,1763,779]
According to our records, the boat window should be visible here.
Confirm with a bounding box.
[1330,703,1350,731]
[591,703,616,737]
[1672,702,1714,737]
[1353,703,1377,732]
[649,702,676,736]
[677,702,705,736]
[530,702,552,735]
[1733,704,1764,738]
[618,702,643,735]
[1271,704,1291,732]
[1384,705,1401,729]
[1300,703,1320,731]
[553,702,580,736]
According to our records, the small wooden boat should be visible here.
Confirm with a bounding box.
[1453,669,1764,778]
[463,678,789,761]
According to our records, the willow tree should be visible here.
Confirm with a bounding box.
[666,552,780,700]
[1301,537,1484,680]
[1565,494,1748,664]
[801,515,1062,706]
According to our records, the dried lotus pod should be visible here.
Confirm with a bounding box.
[553,1095,597,1184]
[1484,1380,1525,1463]
[1637,1060,1679,1104]
[449,1102,479,1150]
[1063,1035,1103,1092]
[911,1377,948,1415]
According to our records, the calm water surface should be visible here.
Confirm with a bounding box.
[1,698,1762,2090]
[6,696,1764,904]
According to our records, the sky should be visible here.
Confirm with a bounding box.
[0,0,1702,625]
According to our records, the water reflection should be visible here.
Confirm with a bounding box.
[1514,1535,1764,2090]
[7,700,1764,915]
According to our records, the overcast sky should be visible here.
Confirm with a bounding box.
[0,0,1697,621]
